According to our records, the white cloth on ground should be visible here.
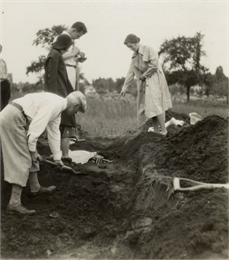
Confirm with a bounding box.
[69,150,97,164]
[165,117,185,128]
[148,117,185,132]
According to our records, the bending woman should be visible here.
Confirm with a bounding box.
[120,34,172,135]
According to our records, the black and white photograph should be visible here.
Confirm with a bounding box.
[0,0,228,259]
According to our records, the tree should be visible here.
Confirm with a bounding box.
[26,25,67,81]
[33,25,67,50]
[213,66,228,102]
[26,55,46,83]
[92,78,110,94]
[115,77,125,93]
[115,77,137,98]
[201,70,216,97]
[215,66,227,81]
[26,25,88,86]
[159,32,207,102]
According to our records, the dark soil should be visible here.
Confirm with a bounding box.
[1,112,228,259]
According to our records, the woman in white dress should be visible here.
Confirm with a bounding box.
[120,34,172,135]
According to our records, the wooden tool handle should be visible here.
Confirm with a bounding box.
[41,158,58,166]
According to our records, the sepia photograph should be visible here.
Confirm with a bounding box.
[0,0,228,259]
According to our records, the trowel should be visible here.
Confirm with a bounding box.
[173,177,229,192]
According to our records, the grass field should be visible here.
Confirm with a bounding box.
[172,99,228,118]
[10,91,228,138]
[77,95,228,138]
[76,97,139,138]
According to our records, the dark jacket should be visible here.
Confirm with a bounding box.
[45,48,73,97]
[44,48,76,127]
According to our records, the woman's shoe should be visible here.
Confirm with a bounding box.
[28,186,57,198]
[160,131,167,136]
[6,204,36,215]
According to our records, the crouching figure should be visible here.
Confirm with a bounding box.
[0,91,86,215]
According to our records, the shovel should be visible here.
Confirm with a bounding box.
[41,157,87,175]
[173,177,229,192]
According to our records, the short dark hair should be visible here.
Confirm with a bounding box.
[71,22,87,34]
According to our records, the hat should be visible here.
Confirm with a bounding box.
[66,91,87,113]
[124,34,140,44]
[53,34,73,50]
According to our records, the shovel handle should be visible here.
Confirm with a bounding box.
[41,158,59,166]
[176,183,229,191]
[41,158,82,175]
[178,177,209,186]
[173,177,229,191]
[102,159,113,163]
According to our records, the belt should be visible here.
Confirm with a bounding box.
[65,64,76,69]
[10,102,24,112]
[10,102,29,123]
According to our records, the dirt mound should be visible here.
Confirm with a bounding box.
[99,133,164,163]
[156,115,228,183]
[135,189,228,259]
[124,115,228,259]
[1,114,228,259]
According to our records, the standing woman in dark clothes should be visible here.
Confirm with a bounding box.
[0,44,11,111]
[45,34,77,163]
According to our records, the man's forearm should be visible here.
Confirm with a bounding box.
[62,47,80,61]
[62,52,76,61]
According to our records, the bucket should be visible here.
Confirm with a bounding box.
[189,112,202,125]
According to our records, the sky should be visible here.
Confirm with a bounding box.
[0,0,228,84]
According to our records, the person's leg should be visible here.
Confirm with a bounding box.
[28,171,56,196]
[60,125,71,159]
[1,80,11,111]
[0,107,35,214]
[152,117,160,133]
[156,113,167,135]
[9,184,22,206]
[28,172,40,192]
[60,125,75,162]
[7,184,36,215]
[61,137,70,158]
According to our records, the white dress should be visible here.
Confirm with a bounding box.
[122,44,172,121]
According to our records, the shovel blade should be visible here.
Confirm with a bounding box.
[61,165,87,175]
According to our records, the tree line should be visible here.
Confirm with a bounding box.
[24,26,228,102]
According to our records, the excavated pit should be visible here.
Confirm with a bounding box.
[1,112,228,259]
